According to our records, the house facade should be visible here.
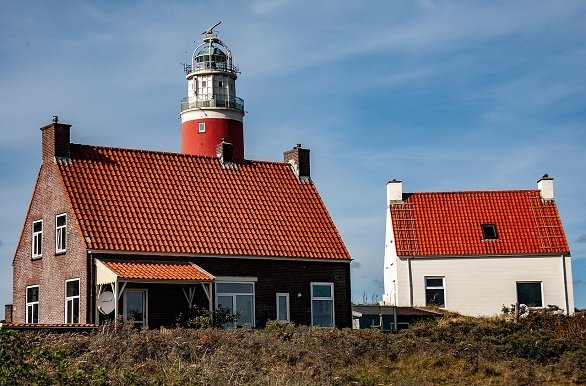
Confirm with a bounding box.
[382,178,574,316]
[10,27,352,329]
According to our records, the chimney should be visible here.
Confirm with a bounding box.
[216,138,234,166]
[537,174,554,200]
[284,144,310,182]
[4,304,12,323]
[40,116,71,164]
[387,179,403,203]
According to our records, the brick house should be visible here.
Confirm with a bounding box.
[381,178,574,316]
[10,120,352,328]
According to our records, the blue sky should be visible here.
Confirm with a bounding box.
[1,0,586,311]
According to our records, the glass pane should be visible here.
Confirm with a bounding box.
[426,278,443,288]
[425,289,445,307]
[57,215,66,227]
[73,298,80,323]
[33,304,39,323]
[312,284,332,298]
[126,292,144,322]
[67,300,73,323]
[217,295,234,312]
[517,283,542,307]
[312,300,333,327]
[277,295,288,321]
[235,295,253,327]
[34,236,41,255]
[66,281,79,297]
[217,283,253,294]
[33,221,42,232]
[27,287,39,302]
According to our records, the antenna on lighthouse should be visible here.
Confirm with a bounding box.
[202,21,221,36]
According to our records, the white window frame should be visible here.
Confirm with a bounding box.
[276,293,290,323]
[55,213,67,254]
[26,285,39,324]
[425,276,446,308]
[65,278,80,324]
[123,288,149,328]
[32,219,43,259]
[215,280,256,328]
[310,282,335,327]
[516,281,544,308]
[198,122,206,133]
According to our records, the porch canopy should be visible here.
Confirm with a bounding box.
[95,260,215,317]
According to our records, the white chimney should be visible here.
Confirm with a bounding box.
[387,179,403,203]
[537,174,554,200]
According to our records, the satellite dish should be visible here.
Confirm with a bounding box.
[97,291,115,315]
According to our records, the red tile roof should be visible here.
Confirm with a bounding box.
[391,190,569,257]
[57,144,350,260]
[102,261,213,281]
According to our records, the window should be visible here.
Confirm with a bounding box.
[124,289,148,328]
[198,122,206,133]
[311,283,334,327]
[202,81,207,88]
[517,282,543,307]
[55,214,67,253]
[216,281,255,328]
[26,285,39,324]
[32,220,43,258]
[482,224,498,240]
[276,293,290,322]
[425,277,445,307]
[218,80,223,88]
[65,279,80,324]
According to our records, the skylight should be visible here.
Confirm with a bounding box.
[482,224,498,240]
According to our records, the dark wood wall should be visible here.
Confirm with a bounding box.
[99,254,351,329]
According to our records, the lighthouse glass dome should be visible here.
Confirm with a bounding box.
[191,41,237,73]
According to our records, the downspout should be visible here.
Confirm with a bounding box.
[408,257,413,307]
[562,254,570,315]
[87,250,94,324]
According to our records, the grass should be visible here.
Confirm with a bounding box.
[1,312,586,385]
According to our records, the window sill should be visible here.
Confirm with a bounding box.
[31,256,42,260]
[55,251,67,256]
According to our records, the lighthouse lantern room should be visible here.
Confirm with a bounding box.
[180,22,245,159]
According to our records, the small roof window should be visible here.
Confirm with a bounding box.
[482,224,498,240]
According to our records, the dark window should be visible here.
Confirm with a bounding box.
[66,279,80,323]
[517,282,542,307]
[482,224,498,240]
[26,286,39,324]
[425,277,445,307]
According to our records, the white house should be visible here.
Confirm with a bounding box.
[382,175,574,316]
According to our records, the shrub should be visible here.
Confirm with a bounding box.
[176,305,240,328]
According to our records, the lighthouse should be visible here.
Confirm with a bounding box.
[180,22,245,159]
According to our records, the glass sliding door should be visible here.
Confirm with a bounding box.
[215,281,255,328]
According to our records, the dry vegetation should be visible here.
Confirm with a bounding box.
[1,313,586,385]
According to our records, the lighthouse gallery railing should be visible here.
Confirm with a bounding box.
[180,96,244,113]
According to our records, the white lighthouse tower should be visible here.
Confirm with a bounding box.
[180,22,245,159]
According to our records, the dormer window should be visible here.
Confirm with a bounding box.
[482,224,498,240]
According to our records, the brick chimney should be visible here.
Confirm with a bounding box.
[387,179,403,203]
[216,138,234,167]
[4,304,13,323]
[284,144,310,182]
[537,174,554,201]
[40,116,71,164]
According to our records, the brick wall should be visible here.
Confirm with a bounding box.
[12,149,87,324]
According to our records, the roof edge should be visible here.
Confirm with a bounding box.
[89,249,351,262]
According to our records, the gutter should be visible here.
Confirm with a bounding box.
[562,254,570,315]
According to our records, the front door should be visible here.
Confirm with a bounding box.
[123,289,147,328]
